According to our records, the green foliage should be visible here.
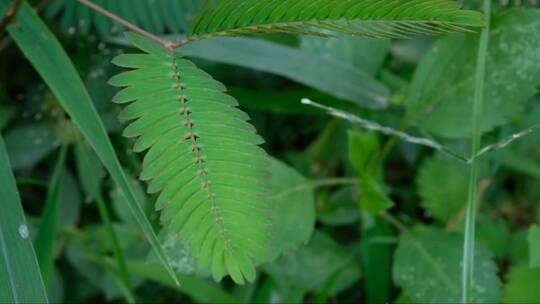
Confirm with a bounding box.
[407,9,540,138]
[1,0,178,285]
[348,130,393,214]
[417,158,467,222]
[5,0,540,303]
[110,32,272,284]
[529,225,540,268]
[46,0,202,35]
[263,232,361,302]
[503,266,540,303]
[189,0,483,39]
[268,158,315,257]
[393,227,502,303]
[0,136,48,303]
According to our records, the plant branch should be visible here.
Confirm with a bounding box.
[76,0,175,50]
[0,0,22,33]
[462,0,491,302]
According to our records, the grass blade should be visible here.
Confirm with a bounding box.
[1,1,178,285]
[34,145,67,287]
[0,135,48,303]
[75,140,135,303]
[462,0,491,302]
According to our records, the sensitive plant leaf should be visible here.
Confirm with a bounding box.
[0,135,48,303]
[268,157,315,257]
[393,227,502,303]
[176,36,390,109]
[111,32,272,284]
[503,266,540,303]
[34,146,67,287]
[416,158,467,222]
[407,9,540,138]
[348,130,394,214]
[528,225,540,268]
[1,1,178,285]
[5,121,58,170]
[189,0,483,40]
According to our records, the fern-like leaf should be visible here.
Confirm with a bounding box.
[109,32,272,285]
[189,0,483,40]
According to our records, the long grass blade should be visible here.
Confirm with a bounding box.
[0,135,48,303]
[462,0,491,302]
[75,140,135,303]
[0,1,179,285]
[34,145,67,287]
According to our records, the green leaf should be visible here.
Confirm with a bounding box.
[416,158,467,222]
[189,0,483,39]
[393,227,502,303]
[528,225,540,268]
[0,135,48,303]
[177,36,389,108]
[125,260,240,304]
[268,157,315,257]
[111,32,272,284]
[264,232,361,299]
[348,130,394,214]
[477,218,511,260]
[407,9,540,138]
[300,34,390,75]
[362,216,392,303]
[503,266,540,303]
[4,121,58,170]
[34,146,67,286]
[2,1,178,285]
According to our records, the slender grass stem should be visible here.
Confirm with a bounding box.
[94,188,136,304]
[77,142,135,303]
[462,1,491,302]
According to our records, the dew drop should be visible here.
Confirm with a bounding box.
[18,224,29,239]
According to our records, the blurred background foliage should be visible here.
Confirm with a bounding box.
[1,0,540,303]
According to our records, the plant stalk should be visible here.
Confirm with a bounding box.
[462,0,491,302]
[77,0,183,50]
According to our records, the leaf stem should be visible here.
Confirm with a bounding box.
[77,0,176,50]
[77,141,135,303]
[462,1,491,302]
[0,0,22,33]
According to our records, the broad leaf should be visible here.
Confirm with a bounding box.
[264,232,361,302]
[393,227,502,303]
[268,157,315,257]
[529,225,540,268]
[407,9,540,138]
[503,266,540,304]
[5,121,58,169]
[348,130,394,214]
[416,158,467,222]
[177,36,390,108]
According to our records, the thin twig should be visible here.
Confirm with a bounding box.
[301,98,469,163]
[0,0,22,33]
[77,0,174,51]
